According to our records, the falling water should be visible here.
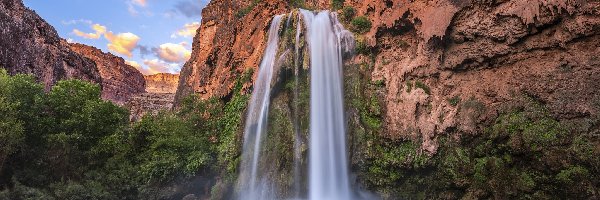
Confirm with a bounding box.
[238,9,356,200]
[237,15,283,200]
[292,15,303,199]
[300,9,354,200]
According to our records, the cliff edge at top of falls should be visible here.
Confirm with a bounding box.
[176,0,600,154]
[69,43,146,105]
[0,0,101,90]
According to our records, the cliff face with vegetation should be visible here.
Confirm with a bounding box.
[0,0,101,90]
[70,43,146,105]
[178,0,600,199]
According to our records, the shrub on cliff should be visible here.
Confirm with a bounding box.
[341,6,356,22]
[331,0,344,10]
[351,16,372,34]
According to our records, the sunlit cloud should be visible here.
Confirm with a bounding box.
[171,22,200,38]
[126,60,155,75]
[72,23,107,39]
[143,59,180,74]
[105,32,140,58]
[132,0,147,6]
[127,0,153,16]
[125,60,141,68]
[155,42,191,63]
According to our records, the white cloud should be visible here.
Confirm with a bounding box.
[171,22,200,38]
[132,0,147,6]
[143,59,180,74]
[105,32,140,58]
[126,60,154,75]
[72,23,107,39]
[155,42,191,63]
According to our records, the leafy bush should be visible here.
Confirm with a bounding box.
[288,0,306,8]
[136,113,213,182]
[351,16,372,34]
[331,0,344,10]
[341,6,355,22]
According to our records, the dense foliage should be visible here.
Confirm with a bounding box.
[0,69,250,199]
[350,16,372,34]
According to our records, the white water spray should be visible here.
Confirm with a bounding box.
[237,9,356,200]
[237,15,283,200]
[300,9,354,200]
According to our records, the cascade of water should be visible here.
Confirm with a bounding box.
[292,15,303,199]
[238,9,355,200]
[237,15,284,200]
[300,9,354,200]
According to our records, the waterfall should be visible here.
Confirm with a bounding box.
[292,15,303,199]
[237,15,283,200]
[237,9,356,200]
[300,9,354,200]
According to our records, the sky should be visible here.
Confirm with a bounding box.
[23,0,211,75]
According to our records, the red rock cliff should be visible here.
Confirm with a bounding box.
[177,0,600,154]
[144,73,179,94]
[69,43,146,105]
[0,0,101,89]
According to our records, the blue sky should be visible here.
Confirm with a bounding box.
[23,0,210,75]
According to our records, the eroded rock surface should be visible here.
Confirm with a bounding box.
[0,0,101,89]
[145,73,179,93]
[126,93,175,121]
[70,43,146,105]
[178,0,599,154]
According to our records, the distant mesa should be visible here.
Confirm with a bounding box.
[144,73,179,94]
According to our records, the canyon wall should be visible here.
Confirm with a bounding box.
[175,0,293,103]
[145,73,179,93]
[126,73,179,121]
[342,0,600,154]
[178,0,599,198]
[0,0,101,90]
[70,43,146,105]
[178,0,600,153]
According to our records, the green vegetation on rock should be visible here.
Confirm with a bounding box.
[331,0,344,10]
[351,16,372,34]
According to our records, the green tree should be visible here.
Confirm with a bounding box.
[43,79,129,178]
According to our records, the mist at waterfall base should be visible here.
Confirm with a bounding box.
[236,10,377,200]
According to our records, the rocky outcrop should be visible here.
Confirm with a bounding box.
[343,0,600,153]
[69,43,146,104]
[0,0,101,90]
[145,73,179,93]
[179,0,599,150]
[177,0,599,198]
[126,93,175,121]
[175,0,295,103]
